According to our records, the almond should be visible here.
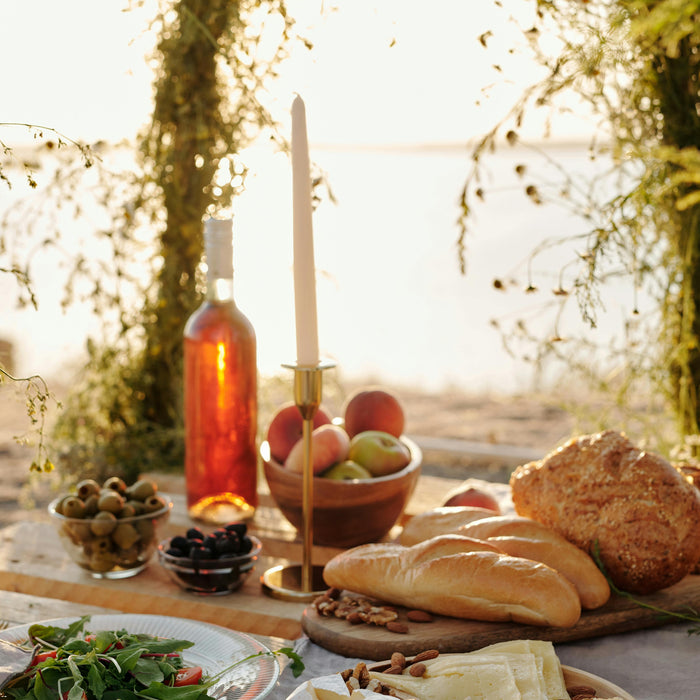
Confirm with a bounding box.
[407,609,434,622]
[409,662,427,677]
[386,621,409,634]
[411,649,439,664]
[390,651,406,669]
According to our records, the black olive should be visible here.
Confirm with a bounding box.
[171,535,189,550]
[190,545,214,560]
[186,527,205,541]
[215,535,240,555]
[239,536,253,554]
[225,522,247,537]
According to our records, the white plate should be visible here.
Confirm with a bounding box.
[0,613,279,700]
[563,665,635,700]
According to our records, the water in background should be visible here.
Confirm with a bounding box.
[1,141,641,394]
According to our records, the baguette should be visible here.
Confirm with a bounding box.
[458,515,611,609]
[322,534,581,628]
[399,506,500,546]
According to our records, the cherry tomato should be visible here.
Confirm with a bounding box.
[30,650,58,666]
[174,667,203,686]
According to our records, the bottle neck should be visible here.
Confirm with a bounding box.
[206,275,235,303]
[204,218,235,303]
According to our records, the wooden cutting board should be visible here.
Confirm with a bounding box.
[301,573,700,660]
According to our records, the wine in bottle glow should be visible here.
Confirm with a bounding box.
[184,218,258,524]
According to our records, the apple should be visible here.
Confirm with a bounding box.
[284,424,350,474]
[322,460,372,481]
[343,388,405,438]
[348,430,411,477]
[266,402,332,463]
[442,480,501,513]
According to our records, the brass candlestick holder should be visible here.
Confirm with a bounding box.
[261,359,335,601]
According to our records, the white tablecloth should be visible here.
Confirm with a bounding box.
[272,622,699,699]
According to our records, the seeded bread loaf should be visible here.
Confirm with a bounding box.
[510,429,700,594]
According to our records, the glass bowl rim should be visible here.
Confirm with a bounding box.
[157,534,262,569]
[47,496,173,523]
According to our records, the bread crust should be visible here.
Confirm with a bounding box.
[510,429,700,594]
[399,506,501,546]
[322,534,581,628]
[456,515,610,609]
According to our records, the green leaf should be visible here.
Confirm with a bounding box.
[140,683,209,700]
[131,657,165,687]
[86,662,107,700]
[278,648,305,678]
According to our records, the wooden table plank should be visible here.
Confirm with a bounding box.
[0,473,461,642]
[0,521,308,639]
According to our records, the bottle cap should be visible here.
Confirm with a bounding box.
[204,218,233,279]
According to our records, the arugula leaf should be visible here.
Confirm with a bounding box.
[140,683,210,700]
[27,617,91,648]
[86,663,106,700]
[277,648,305,678]
[132,657,166,687]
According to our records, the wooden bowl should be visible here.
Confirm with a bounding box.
[261,437,422,548]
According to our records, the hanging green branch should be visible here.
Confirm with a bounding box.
[461,0,700,448]
[49,0,304,482]
[0,368,59,473]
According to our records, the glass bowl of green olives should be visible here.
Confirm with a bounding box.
[48,477,173,579]
[157,522,261,595]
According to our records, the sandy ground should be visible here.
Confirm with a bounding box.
[0,375,579,529]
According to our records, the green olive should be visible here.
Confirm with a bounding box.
[66,521,92,544]
[112,522,140,550]
[117,545,141,566]
[103,476,127,494]
[61,496,87,519]
[125,500,146,515]
[142,495,167,513]
[76,479,101,500]
[88,536,112,556]
[53,495,72,516]
[126,479,157,502]
[135,519,155,541]
[90,511,117,536]
[118,503,137,519]
[89,552,117,572]
[98,491,124,514]
[82,494,100,516]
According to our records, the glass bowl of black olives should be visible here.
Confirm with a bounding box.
[48,477,173,579]
[157,522,262,595]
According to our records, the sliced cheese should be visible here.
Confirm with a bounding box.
[371,657,522,700]
[471,639,568,699]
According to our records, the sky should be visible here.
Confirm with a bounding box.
[0,0,584,148]
[1,1,605,391]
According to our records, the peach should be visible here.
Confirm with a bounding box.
[284,424,350,474]
[442,479,501,513]
[343,388,405,438]
[266,402,332,463]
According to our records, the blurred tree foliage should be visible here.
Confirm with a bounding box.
[461,0,700,452]
[1,0,302,483]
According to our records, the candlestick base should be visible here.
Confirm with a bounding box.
[262,359,336,601]
[260,563,327,602]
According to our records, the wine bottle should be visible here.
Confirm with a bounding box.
[184,217,258,524]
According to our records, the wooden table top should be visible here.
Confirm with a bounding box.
[0,473,459,641]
